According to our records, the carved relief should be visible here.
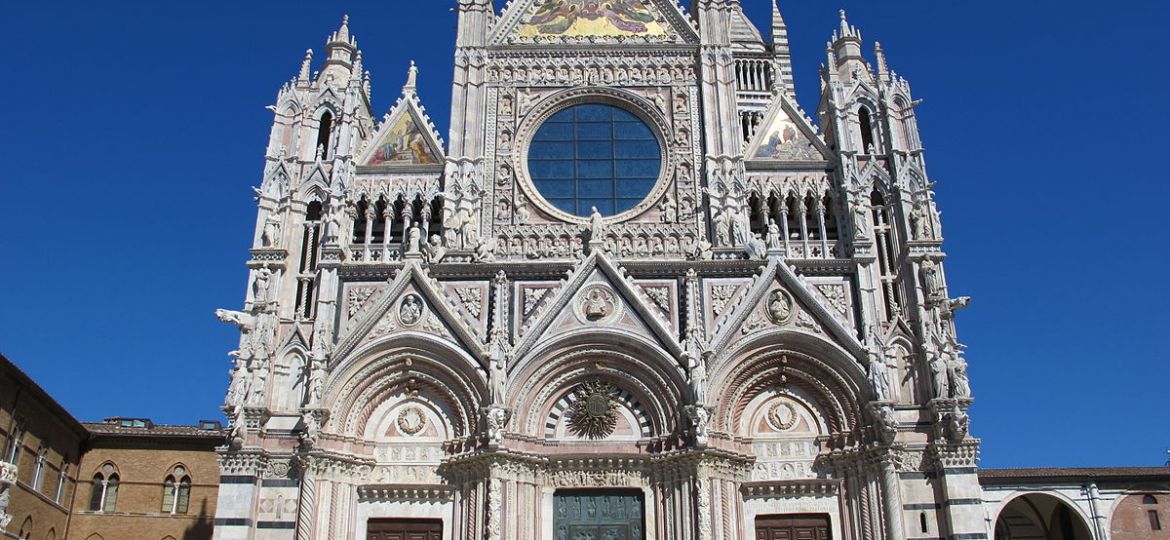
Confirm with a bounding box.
[397,293,425,326]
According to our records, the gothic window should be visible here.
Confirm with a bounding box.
[823,193,839,241]
[295,200,324,318]
[5,424,22,464]
[352,197,371,244]
[784,194,801,239]
[528,103,661,217]
[1151,510,1163,530]
[858,107,876,153]
[161,466,191,514]
[55,464,68,504]
[371,198,389,244]
[920,512,928,533]
[31,445,47,491]
[316,111,333,159]
[871,190,903,318]
[805,195,820,240]
[18,517,31,540]
[89,464,119,513]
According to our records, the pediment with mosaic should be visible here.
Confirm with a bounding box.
[501,0,695,44]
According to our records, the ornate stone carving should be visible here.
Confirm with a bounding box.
[566,381,619,440]
[346,286,378,317]
[395,406,427,435]
[766,289,795,324]
[767,402,799,431]
[397,293,424,326]
[575,285,622,322]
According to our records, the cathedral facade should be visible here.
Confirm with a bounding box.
[206,3,1155,540]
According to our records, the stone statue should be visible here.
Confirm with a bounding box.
[851,195,870,238]
[485,407,510,446]
[299,411,320,450]
[261,214,281,247]
[928,351,949,399]
[874,405,898,444]
[407,223,422,255]
[685,350,708,404]
[745,234,767,260]
[659,197,676,223]
[685,405,710,445]
[423,234,446,263]
[216,309,256,358]
[588,206,605,244]
[307,355,326,405]
[253,267,273,304]
[766,219,781,249]
[868,351,891,401]
[919,259,941,302]
[248,357,269,406]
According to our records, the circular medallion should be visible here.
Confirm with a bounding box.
[767,402,799,431]
[398,294,424,326]
[567,380,619,440]
[766,289,795,324]
[397,406,427,436]
[575,284,621,324]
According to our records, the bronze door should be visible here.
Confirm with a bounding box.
[554,489,645,540]
[755,514,832,540]
[366,518,442,540]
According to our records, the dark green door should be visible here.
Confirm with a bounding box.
[554,489,645,540]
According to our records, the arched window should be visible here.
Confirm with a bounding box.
[5,424,23,464]
[316,111,333,159]
[858,107,876,153]
[18,517,32,539]
[823,193,839,241]
[1145,495,1159,505]
[55,464,69,504]
[32,445,47,491]
[920,512,928,533]
[162,466,192,514]
[89,464,119,512]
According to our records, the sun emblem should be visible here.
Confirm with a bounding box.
[567,380,619,440]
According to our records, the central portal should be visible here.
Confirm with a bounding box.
[554,489,645,540]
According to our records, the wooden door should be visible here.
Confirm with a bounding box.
[366,518,443,540]
[755,514,831,540]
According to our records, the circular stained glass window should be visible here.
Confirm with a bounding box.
[528,103,662,217]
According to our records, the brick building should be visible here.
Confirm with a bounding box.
[0,355,222,540]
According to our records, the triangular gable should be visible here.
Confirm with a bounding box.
[491,0,699,45]
[707,259,866,362]
[331,261,486,365]
[728,6,766,52]
[745,93,829,162]
[512,252,683,361]
[357,96,444,168]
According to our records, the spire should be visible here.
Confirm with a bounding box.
[829,9,867,82]
[320,15,358,83]
[298,49,313,82]
[771,0,795,96]
[330,15,352,46]
[875,41,890,82]
[403,61,418,97]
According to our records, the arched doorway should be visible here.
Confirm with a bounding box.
[995,493,1094,540]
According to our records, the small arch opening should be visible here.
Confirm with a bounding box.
[316,111,333,159]
[858,107,876,153]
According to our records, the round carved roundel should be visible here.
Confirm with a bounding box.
[396,406,427,436]
[527,103,662,218]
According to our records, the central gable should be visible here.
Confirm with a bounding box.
[493,0,698,45]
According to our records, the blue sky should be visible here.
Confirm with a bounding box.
[1,1,1166,468]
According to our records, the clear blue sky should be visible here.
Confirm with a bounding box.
[1,1,1166,468]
